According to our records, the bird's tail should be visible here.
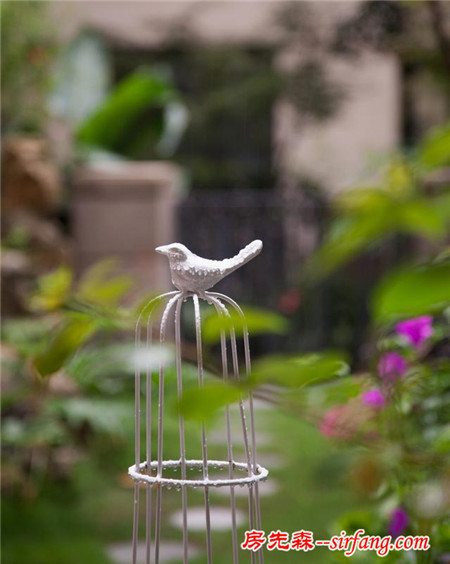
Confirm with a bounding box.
[225,239,263,272]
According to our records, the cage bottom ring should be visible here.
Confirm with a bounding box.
[128,458,269,488]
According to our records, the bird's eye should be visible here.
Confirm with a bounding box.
[169,247,184,258]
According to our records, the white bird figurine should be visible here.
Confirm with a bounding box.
[155,240,263,293]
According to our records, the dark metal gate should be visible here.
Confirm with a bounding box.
[177,190,325,308]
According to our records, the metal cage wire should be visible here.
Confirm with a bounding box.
[129,289,267,564]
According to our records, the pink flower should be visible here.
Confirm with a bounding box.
[319,400,375,441]
[388,507,409,537]
[396,316,433,348]
[362,388,385,409]
[319,405,359,440]
[378,352,407,381]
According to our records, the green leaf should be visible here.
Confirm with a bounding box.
[337,509,383,537]
[178,382,244,422]
[310,213,393,276]
[281,378,362,413]
[76,69,176,158]
[33,318,98,377]
[431,193,450,224]
[28,266,73,312]
[1,318,53,356]
[1,419,27,446]
[372,263,450,323]
[416,123,450,171]
[249,352,349,388]
[48,398,133,435]
[335,187,391,214]
[386,158,415,197]
[1,417,67,447]
[133,292,167,320]
[76,259,132,306]
[202,306,288,344]
[311,194,447,277]
[317,376,364,405]
[432,424,450,454]
[397,199,447,239]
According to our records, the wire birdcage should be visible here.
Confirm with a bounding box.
[129,241,268,564]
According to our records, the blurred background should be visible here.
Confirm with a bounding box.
[2,1,449,564]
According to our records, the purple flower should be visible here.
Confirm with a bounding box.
[388,507,409,537]
[396,316,433,348]
[362,388,385,409]
[378,352,407,381]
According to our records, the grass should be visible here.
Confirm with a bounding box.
[3,402,361,564]
[2,494,113,564]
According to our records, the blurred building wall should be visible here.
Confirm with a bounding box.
[276,52,400,195]
[50,0,401,196]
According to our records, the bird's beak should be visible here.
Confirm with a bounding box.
[155,245,169,255]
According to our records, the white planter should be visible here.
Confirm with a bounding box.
[71,161,182,292]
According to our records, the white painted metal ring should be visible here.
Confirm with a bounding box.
[128,458,269,488]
